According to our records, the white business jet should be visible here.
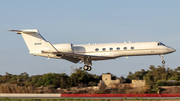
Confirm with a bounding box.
[8,29,176,71]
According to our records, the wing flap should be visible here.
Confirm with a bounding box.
[61,55,81,63]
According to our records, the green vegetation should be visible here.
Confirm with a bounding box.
[0,68,99,89]
[0,65,180,93]
[0,67,100,93]
[127,65,180,93]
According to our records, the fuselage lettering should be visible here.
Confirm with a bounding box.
[34,43,41,45]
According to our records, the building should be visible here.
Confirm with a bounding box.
[99,74,146,89]
[99,74,120,87]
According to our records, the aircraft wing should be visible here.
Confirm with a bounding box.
[59,52,113,63]
[60,55,81,63]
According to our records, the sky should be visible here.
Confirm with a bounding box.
[0,0,179,77]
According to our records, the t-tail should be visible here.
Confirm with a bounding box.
[8,29,58,54]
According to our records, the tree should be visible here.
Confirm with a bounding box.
[70,67,99,87]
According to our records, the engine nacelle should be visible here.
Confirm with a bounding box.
[53,43,73,52]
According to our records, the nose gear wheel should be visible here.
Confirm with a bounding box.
[162,60,165,64]
[160,55,165,64]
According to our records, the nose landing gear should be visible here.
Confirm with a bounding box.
[160,55,165,64]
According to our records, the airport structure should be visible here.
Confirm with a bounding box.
[99,74,146,88]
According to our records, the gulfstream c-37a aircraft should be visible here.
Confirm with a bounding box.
[9,29,176,71]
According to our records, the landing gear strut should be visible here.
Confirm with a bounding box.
[160,55,165,64]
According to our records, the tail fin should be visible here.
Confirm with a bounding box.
[8,29,48,52]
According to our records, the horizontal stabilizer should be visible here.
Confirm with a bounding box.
[8,29,39,34]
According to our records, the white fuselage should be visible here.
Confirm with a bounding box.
[50,41,175,61]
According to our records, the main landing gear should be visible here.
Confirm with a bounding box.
[83,65,92,71]
[83,57,92,71]
[160,55,165,64]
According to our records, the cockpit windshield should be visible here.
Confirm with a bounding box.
[158,42,165,46]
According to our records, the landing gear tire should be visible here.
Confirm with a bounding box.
[162,60,165,64]
[87,66,92,71]
[83,65,88,70]
[83,65,92,71]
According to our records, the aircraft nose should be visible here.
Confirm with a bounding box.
[167,47,176,53]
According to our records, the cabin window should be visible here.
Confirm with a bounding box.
[116,47,120,50]
[102,48,106,51]
[95,48,99,51]
[131,47,134,50]
[124,47,127,50]
[109,48,113,51]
